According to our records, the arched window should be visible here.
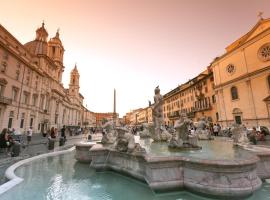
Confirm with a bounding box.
[268,75,270,89]
[231,86,238,100]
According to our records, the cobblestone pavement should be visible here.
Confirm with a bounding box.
[0,133,102,185]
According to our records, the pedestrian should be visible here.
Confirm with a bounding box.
[50,127,56,139]
[0,128,9,154]
[27,126,33,145]
[213,124,219,136]
[61,125,66,141]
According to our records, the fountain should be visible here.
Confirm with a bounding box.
[73,86,268,198]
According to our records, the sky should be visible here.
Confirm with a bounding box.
[0,0,270,117]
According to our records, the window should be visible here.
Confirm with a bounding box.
[20,113,25,128]
[53,114,57,124]
[26,76,30,85]
[268,75,270,90]
[12,87,18,101]
[3,51,9,60]
[8,111,14,129]
[258,43,270,62]
[1,61,7,73]
[231,86,239,100]
[15,69,20,80]
[212,95,216,104]
[8,118,13,128]
[30,117,34,127]
[205,87,208,93]
[22,92,29,104]
[216,112,219,121]
[32,94,38,106]
[15,63,21,80]
[0,84,5,96]
[35,76,39,89]
[40,95,44,109]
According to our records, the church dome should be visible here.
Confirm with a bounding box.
[24,22,48,55]
[35,22,48,41]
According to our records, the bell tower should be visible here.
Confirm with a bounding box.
[69,64,80,96]
[48,29,65,82]
[48,29,64,63]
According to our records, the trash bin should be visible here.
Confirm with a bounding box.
[12,141,21,157]
[48,138,55,150]
[59,137,65,146]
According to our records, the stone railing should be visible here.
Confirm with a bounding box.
[75,143,265,199]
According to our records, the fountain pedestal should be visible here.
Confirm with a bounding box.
[76,143,262,198]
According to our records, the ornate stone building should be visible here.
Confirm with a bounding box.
[0,22,91,134]
[163,68,217,126]
[211,17,270,127]
[94,112,119,127]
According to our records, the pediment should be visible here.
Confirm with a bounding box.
[226,18,270,52]
[245,20,270,42]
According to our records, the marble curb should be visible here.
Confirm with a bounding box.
[0,146,75,196]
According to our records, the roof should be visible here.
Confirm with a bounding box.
[213,17,270,64]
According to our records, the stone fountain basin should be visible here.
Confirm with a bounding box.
[74,142,270,199]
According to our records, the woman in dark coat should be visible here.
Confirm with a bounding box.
[0,128,9,150]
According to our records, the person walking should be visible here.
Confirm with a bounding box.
[213,124,219,136]
[50,127,56,139]
[61,125,66,141]
[27,126,33,145]
[0,128,9,155]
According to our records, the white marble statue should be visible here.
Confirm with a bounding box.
[151,86,171,142]
[169,113,200,149]
[231,124,249,145]
[138,123,152,138]
[114,127,146,154]
[195,117,213,140]
[101,120,117,144]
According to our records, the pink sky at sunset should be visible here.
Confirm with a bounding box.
[0,0,270,116]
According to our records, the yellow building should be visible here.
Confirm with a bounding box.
[211,17,270,128]
[137,108,147,124]
[0,22,91,134]
[163,68,217,126]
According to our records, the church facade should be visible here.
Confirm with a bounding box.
[211,17,270,127]
[0,22,91,134]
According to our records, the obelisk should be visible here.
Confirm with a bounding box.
[113,89,116,127]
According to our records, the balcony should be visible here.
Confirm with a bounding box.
[168,111,180,119]
[194,104,212,112]
[187,111,195,118]
[0,96,12,105]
